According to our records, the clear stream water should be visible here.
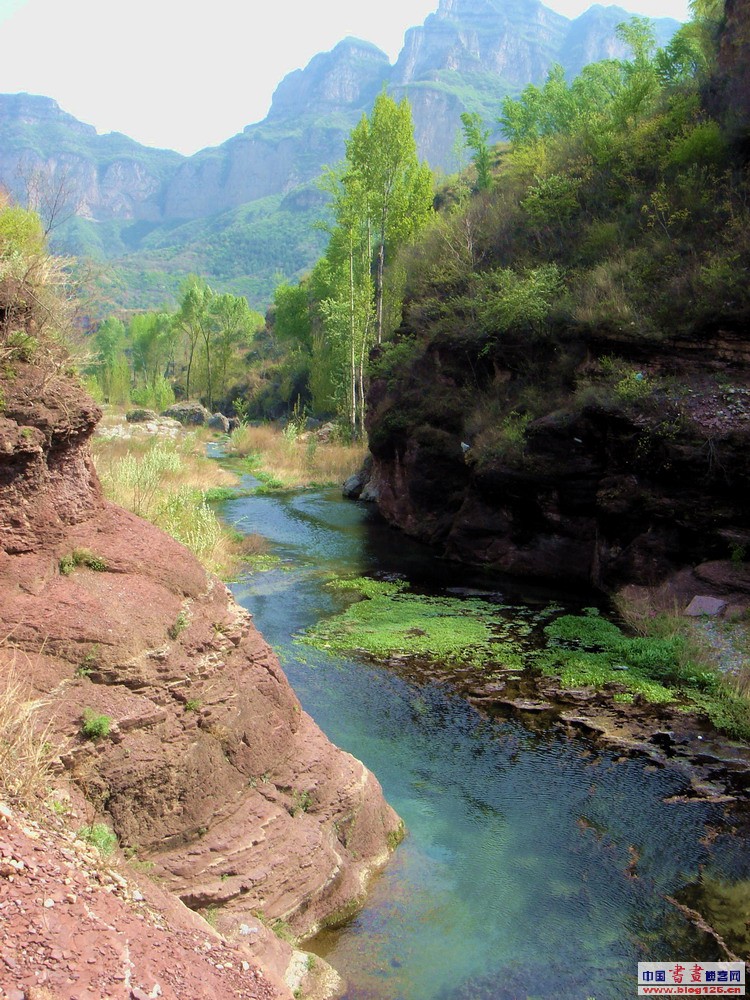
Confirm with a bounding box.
[218,476,748,1000]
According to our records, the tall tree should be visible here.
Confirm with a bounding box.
[460,112,493,192]
[174,276,212,402]
[346,93,433,345]
[210,293,262,402]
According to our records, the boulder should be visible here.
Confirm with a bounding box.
[316,422,337,442]
[208,412,230,433]
[684,595,728,617]
[343,471,366,499]
[228,417,241,432]
[360,481,381,502]
[126,408,159,423]
[162,402,212,426]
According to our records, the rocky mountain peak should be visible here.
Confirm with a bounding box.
[266,36,391,123]
[0,92,96,136]
[393,0,569,88]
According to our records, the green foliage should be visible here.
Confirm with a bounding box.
[369,338,424,387]
[130,375,175,412]
[168,610,189,640]
[460,112,493,191]
[0,204,45,256]
[469,264,564,340]
[184,698,201,713]
[521,174,580,227]
[271,919,296,943]
[59,548,108,575]
[537,608,750,735]
[289,789,313,816]
[327,576,407,599]
[80,709,112,741]
[154,487,223,563]
[311,93,434,435]
[77,823,118,856]
[87,277,262,411]
[302,581,523,668]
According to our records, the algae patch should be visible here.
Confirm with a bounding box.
[539,609,750,740]
[300,576,531,668]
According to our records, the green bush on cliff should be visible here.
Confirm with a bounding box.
[80,708,112,740]
[59,548,108,575]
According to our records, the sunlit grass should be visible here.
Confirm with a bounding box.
[92,431,265,577]
[226,423,367,490]
[0,652,58,811]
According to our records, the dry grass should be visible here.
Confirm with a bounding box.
[226,423,367,489]
[91,431,248,577]
[92,430,234,511]
[0,651,58,811]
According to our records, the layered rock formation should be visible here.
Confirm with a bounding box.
[366,327,750,592]
[0,291,401,995]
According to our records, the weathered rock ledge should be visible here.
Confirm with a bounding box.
[0,354,401,997]
[365,325,750,594]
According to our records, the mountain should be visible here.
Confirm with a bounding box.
[0,92,183,222]
[0,0,681,312]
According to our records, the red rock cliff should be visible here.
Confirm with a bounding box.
[0,321,401,997]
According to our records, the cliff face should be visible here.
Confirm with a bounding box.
[0,94,182,223]
[718,0,750,139]
[0,321,401,995]
[366,328,750,592]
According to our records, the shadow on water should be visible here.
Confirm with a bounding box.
[218,478,750,1000]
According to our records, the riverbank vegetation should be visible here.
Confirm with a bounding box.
[225,421,367,490]
[91,425,266,576]
[302,576,750,740]
[82,278,264,412]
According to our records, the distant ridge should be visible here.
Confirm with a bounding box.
[0,0,680,310]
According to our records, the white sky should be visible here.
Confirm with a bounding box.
[0,0,690,155]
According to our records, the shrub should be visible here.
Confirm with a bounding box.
[78,823,118,856]
[471,264,564,340]
[168,609,189,640]
[80,708,112,740]
[59,549,108,575]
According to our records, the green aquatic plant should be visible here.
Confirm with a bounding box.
[302,578,530,668]
[327,576,407,599]
[540,609,750,737]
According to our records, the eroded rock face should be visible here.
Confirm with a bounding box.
[718,0,750,140]
[0,352,401,993]
[366,329,750,591]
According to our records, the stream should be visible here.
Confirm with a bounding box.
[218,475,749,1000]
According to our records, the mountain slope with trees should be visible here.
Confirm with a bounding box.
[0,0,679,312]
[359,1,750,595]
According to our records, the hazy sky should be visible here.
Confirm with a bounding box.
[0,0,690,155]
